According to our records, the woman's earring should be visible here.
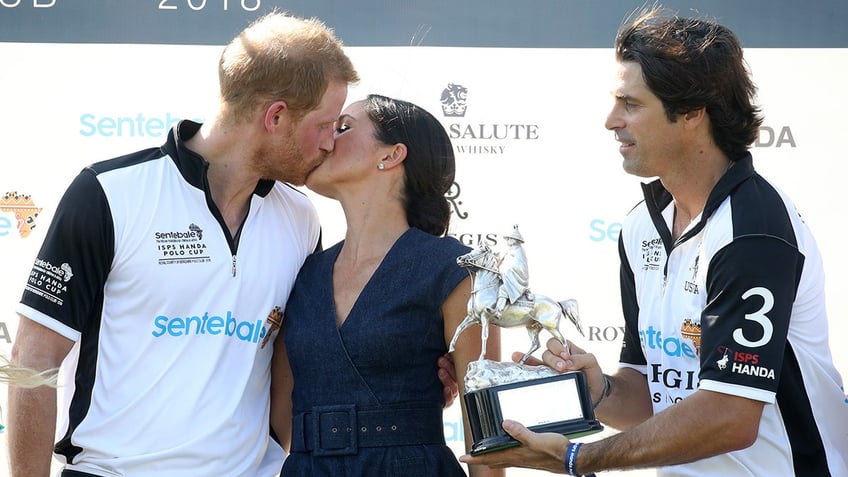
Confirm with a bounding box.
[377,163,385,170]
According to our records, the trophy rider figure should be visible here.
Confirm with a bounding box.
[490,225,533,317]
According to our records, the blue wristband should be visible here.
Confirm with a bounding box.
[564,442,582,476]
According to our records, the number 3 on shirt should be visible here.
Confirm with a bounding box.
[733,287,774,348]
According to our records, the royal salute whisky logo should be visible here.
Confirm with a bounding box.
[439,83,541,156]
[440,84,468,117]
[0,191,42,238]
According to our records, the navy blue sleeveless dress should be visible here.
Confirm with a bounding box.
[281,228,471,477]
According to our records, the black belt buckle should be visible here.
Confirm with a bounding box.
[311,404,358,456]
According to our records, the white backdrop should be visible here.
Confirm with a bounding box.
[0,41,846,477]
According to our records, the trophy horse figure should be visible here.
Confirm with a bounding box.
[448,239,585,364]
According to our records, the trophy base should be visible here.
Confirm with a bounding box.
[465,371,603,456]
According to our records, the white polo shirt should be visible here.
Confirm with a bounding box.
[618,154,848,476]
[18,121,320,476]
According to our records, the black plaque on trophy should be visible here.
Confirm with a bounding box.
[464,371,603,455]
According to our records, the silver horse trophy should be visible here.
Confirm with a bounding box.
[449,225,603,455]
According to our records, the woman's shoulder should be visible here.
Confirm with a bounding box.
[299,241,342,273]
[403,228,471,257]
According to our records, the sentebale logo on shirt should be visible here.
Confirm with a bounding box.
[151,311,267,343]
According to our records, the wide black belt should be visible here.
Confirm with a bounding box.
[291,404,446,456]
[61,471,103,477]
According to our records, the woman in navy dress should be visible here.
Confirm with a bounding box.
[271,95,503,477]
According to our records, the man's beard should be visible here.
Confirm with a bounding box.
[253,129,310,185]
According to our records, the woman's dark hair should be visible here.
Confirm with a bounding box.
[615,8,763,160]
[363,94,455,236]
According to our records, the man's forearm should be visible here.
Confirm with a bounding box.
[594,368,653,430]
[8,385,58,477]
[577,390,763,474]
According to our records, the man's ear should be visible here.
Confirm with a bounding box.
[264,100,289,132]
[682,107,706,130]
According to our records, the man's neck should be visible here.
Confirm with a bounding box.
[188,117,262,238]
[667,157,733,241]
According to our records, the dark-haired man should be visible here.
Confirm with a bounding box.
[461,7,848,476]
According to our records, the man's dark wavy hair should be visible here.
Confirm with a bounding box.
[615,7,763,160]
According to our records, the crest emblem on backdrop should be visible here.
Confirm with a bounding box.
[440,83,468,117]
